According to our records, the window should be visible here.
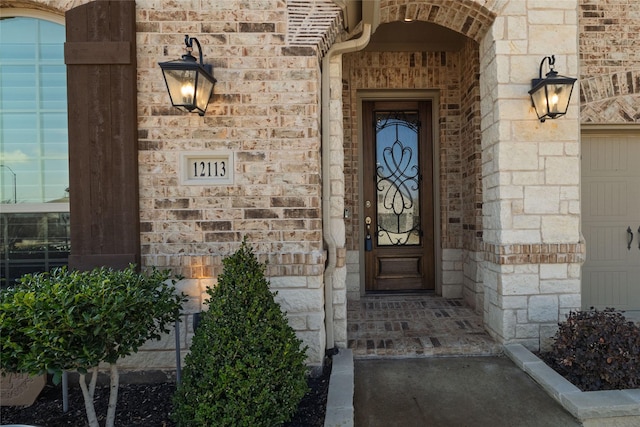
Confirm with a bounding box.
[0,13,69,286]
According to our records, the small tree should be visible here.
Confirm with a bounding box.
[172,241,309,426]
[0,265,185,427]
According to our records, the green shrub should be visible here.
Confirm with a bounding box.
[172,241,309,427]
[544,308,640,391]
[0,265,185,427]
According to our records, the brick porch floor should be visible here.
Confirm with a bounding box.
[347,294,502,358]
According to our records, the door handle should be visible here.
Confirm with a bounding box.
[638,226,640,250]
[627,226,633,251]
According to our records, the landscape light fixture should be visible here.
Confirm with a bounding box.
[528,55,577,122]
[159,35,216,116]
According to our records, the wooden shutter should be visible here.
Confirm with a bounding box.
[65,0,140,271]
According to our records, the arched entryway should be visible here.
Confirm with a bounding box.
[342,21,484,304]
[334,2,497,355]
[327,0,582,354]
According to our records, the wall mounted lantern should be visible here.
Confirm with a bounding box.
[159,35,216,116]
[528,55,577,122]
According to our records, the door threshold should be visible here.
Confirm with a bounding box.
[363,290,436,297]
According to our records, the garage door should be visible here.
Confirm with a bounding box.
[582,132,640,318]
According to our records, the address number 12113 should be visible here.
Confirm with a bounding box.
[192,160,226,178]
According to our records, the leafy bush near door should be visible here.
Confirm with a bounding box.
[543,308,640,391]
[0,265,185,427]
[172,240,309,427]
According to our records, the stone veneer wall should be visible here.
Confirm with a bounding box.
[6,0,330,369]
[579,0,640,123]
[326,53,349,349]
[479,0,583,350]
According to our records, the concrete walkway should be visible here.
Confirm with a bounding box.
[354,356,581,427]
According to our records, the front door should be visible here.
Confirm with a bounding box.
[363,100,435,292]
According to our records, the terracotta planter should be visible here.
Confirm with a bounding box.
[0,372,45,407]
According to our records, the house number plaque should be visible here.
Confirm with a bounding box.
[181,152,234,185]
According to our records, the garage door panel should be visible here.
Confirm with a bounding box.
[582,180,630,217]
[583,267,640,311]
[584,224,636,263]
[582,135,640,176]
[582,133,640,313]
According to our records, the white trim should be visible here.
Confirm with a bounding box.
[581,123,640,134]
[286,0,343,56]
[0,8,65,24]
[356,89,442,296]
[180,152,235,185]
[0,203,69,214]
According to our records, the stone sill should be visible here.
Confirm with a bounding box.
[505,344,640,426]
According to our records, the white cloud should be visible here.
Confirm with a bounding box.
[0,150,30,163]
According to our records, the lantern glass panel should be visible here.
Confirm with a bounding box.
[547,82,573,115]
[195,74,215,113]
[163,69,197,110]
[530,86,550,119]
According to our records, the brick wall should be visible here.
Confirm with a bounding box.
[460,38,483,252]
[343,50,464,251]
[138,1,323,279]
[137,0,327,366]
[342,0,496,301]
[8,0,329,368]
[459,37,484,310]
[580,0,640,122]
[379,0,495,41]
[342,47,483,298]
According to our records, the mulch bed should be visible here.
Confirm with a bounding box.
[1,363,330,427]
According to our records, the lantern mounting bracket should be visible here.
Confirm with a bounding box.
[183,35,205,68]
[533,55,557,85]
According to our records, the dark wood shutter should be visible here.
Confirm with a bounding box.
[65,0,140,271]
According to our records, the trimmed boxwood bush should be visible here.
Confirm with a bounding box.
[172,241,309,426]
[544,307,640,391]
